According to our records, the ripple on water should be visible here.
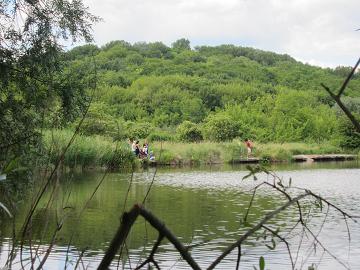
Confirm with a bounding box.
[1,166,359,269]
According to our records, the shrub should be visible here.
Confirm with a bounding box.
[147,131,174,142]
[127,122,154,139]
[338,116,360,149]
[76,102,120,138]
[202,115,240,142]
[177,121,203,142]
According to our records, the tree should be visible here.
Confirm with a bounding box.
[0,0,99,165]
[202,114,240,142]
[177,121,203,142]
[172,38,191,51]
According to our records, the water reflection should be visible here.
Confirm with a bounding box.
[0,161,359,269]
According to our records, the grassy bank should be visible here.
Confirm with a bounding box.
[150,140,343,165]
[42,129,345,168]
[42,129,135,169]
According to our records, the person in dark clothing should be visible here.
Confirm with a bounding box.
[135,140,140,157]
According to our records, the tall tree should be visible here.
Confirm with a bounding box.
[171,38,191,51]
[0,0,99,164]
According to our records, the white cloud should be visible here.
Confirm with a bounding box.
[83,0,360,67]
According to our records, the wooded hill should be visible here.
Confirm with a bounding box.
[59,39,360,146]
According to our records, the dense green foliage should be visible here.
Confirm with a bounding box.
[177,121,203,142]
[0,0,98,169]
[63,39,360,147]
[3,33,360,170]
[42,129,134,168]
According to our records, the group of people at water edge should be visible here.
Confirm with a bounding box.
[129,139,155,160]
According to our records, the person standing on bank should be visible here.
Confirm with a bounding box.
[244,138,254,158]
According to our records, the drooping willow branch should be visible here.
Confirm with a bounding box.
[16,54,99,269]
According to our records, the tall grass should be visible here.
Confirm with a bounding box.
[42,130,343,167]
[150,140,343,165]
[255,142,342,161]
[42,129,135,168]
[151,141,224,165]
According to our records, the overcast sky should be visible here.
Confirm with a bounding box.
[82,0,360,68]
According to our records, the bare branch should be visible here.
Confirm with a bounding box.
[262,225,295,270]
[98,205,141,270]
[74,249,86,270]
[235,245,241,270]
[98,204,201,270]
[321,57,360,133]
[139,206,201,270]
[142,142,163,204]
[208,192,309,270]
[303,224,351,270]
[135,234,164,270]
[337,57,360,97]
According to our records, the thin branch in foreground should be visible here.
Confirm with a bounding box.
[19,54,99,264]
[208,192,309,270]
[262,225,295,270]
[303,223,351,270]
[142,142,163,205]
[235,245,241,270]
[301,205,330,269]
[135,234,164,270]
[74,249,86,270]
[98,204,201,270]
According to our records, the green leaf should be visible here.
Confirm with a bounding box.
[265,238,276,250]
[4,158,20,174]
[259,256,265,270]
[308,264,315,270]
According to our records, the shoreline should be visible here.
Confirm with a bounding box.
[42,130,358,169]
[141,154,358,167]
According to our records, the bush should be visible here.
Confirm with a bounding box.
[338,116,360,149]
[76,102,121,138]
[177,121,203,142]
[127,122,154,139]
[202,115,240,142]
[147,131,175,142]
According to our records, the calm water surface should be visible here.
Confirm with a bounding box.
[0,161,360,269]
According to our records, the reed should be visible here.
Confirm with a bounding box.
[42,129,135,168]
[150,140,342,164]
[255,142,341,161]
[42,130,343,167]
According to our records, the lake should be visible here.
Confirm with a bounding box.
[1,161,360,269]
